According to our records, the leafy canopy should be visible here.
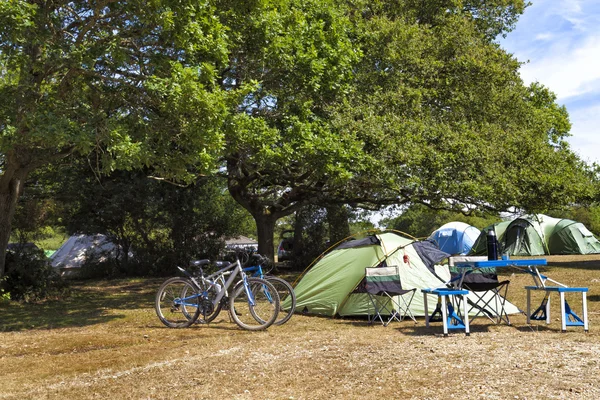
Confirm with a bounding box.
[0,0,593,263]
[0,0,236,179]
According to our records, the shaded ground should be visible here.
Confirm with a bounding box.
[1,256,599,399]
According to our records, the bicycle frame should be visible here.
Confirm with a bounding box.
[242,263,285,306]
[243,264,265,278]
[178,260,256,307]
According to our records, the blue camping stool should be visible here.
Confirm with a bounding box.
[422,287,470,336]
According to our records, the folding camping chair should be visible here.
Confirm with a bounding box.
[450,256,511,325]
[363,265,417,326]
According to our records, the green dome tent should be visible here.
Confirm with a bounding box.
[470,214,600,256]
[470,221,510,256]
[290,231,520,317]
[548,218,600,254]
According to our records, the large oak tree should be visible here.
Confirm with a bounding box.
[218,0,591,257]
[0,0,592,275]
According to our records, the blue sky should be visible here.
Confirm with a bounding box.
[499,0,600,165]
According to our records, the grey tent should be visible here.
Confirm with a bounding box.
[50,234,121,275]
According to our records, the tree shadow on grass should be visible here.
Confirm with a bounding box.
[337,316,568,336]
[545,259,600,270]
[587,295,600,302]
[0,278,160,332]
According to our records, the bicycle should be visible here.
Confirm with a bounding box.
[155,258,280,331]
[243,254,296,325]
[183,254,295,326]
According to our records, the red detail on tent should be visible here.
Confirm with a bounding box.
[403,254,409,264]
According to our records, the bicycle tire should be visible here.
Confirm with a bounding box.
[264,276,296,325]
[155,277,201,328]
[229,277,279,331]
[188,279,223,324]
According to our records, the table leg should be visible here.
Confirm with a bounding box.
[546,295,551,325]
[583,292,589,332]
[423,292,430,328]
[526,288,531,324]
[560,292,566,332]
[463,293,470,336]
[441,295,448,337]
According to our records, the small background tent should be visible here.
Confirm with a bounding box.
[292,231,520,317]
[428,222,481,255]
[470,214,600,256]
[224,235,258,251]
[50,234,120,275]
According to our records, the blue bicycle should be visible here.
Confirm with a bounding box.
[185,254,296,326]
[155,258,280,331]
[243,254,296,325]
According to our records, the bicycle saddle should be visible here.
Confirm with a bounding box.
[189,259,232,268]
[190,259,211,267]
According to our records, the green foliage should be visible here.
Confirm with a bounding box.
[0,1,232,177]
[323,2,589,217]
[0,0,593,270]
[10,197,64,251]
[289,206,330,270]
[55,161,255,276]
[0,285,10,302]
[383,203,501,238]
[3,246,69,302]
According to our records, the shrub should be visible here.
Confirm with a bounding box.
[76,251,123,279]
[3,246,70,302]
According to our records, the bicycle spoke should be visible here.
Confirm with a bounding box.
[229,278,279,330]
[155,277,200,328]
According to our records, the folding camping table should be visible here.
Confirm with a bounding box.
[450,258,547,325]
[453,257,589,332]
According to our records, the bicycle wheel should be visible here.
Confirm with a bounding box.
[189,279,223,324]
[229,277,279,331]
[264,276,296,325]
[155,277,200,328]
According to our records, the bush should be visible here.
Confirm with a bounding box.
[3,246,70,302]
[76,252,123,280]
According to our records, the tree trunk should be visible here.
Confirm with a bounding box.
[327,204,351,244]
[0,168,27,278]
[255,212,277,261]
[227,168,307,263]
[293,209,304,262]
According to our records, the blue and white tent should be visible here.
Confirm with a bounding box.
[428,222,481,255]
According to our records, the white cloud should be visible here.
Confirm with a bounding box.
[534,33,554,41]
[567,103,600,164]
[519,34,600,100]
[500,0,600,164]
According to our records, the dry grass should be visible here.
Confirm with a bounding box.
[2,256,600,399]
